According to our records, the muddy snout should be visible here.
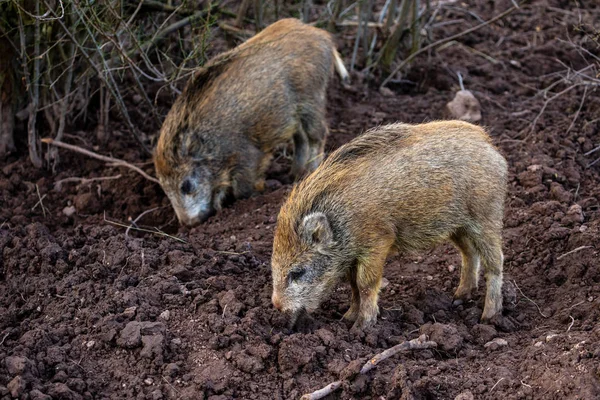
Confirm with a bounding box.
[175,207,215,226]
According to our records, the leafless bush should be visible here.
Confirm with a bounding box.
[0,0,219,167]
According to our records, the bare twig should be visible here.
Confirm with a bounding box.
[41,138,159,184]
[381,1,525,88]
[556,246,592,260]
[53,174,123,191]
[125,207,161,237]
[301,381,343,400]
[491,377,506,392]
[301,335,437,400]
[528,83,582,135]
[32,184,47,218]
[567,316,575,332]
[104,212,186,243]
[513,280,548,318]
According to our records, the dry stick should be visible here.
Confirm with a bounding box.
[567,315,575,332]
[512,280,548,318]
[41,138,159,184]
[380,1,525,89]
[104,212,186,243]
[528,83,582,135]
[32,184,47,218]
[301,336,437,400]
[556,245,593,260]
[125,206,161,237]
[53,174,123,191]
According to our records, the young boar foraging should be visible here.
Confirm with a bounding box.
[154,19,349,226]
[271,121,508,331]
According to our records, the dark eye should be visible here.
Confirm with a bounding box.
[288,268,307,283]
[180,179,194,195]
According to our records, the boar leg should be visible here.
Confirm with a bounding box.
[450,232,481,305]
[305,119,327,173]
[352,242,392,330]
[473,231,504,322]
[343,267,360,322]
[254,153,273,193]
[291,128,310,178]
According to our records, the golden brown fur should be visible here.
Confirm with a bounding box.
[154,18,347,225]
[271,121,508,330]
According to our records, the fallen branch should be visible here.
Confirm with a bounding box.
[360,335,438,374]
[380,1,526,88]
[301,335,437,400]
[41,138,159,184]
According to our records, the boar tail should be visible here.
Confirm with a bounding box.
[333,49,350,83]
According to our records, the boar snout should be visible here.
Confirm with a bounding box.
[271,292,283,311]
[175,207,215,226]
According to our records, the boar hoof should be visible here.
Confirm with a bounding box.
[452,299,464,307]
[342,307,359,322]
[350,314,377,331]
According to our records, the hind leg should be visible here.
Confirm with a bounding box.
[450,231,481,304]
[472,230,504,322]
[300,108,328,174]
[290,128,309,179]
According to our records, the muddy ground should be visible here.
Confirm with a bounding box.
[1,0,600,399]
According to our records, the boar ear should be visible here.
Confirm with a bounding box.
[301,212,334,246]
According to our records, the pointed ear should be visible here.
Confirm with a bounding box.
[301,212,334,246]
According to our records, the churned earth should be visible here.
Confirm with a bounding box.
[1,0,599,399]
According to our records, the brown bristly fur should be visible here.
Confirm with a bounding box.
[271,120,508,330]
[154,18,347,226]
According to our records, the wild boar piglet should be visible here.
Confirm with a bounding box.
[271,121,508,330]
[154,18,349,225]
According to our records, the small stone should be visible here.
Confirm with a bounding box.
[29,389,52,400]
[140,335,164,359]
[534,341,543,347]
[426,275,434,281]
[150,389,163,400]
[144,378,153,385]
[379,87,395,97]
[171,338,182,346]
[117,322,142,348]
[122,306,137,318]
[380,277,390,289]
[8,376,26,398]
[448,264,456,273]
[445,90,482,122]
[62,206,76,217]
[455,390,475,400]
[5,356,29,375]
[159,310,171,321]
[163,363,180,377]
[484,338,508,350]
[588,296,594,302]
[420,323,463,352]
[86,340,95,349]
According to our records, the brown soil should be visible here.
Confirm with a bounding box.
[1,1,600,399]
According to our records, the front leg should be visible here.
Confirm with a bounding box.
[351,240,393,331]
[343,268,360,322]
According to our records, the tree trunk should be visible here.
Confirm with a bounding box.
[0,37,16,157]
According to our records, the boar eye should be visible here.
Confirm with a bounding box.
[180,179,194,195]
[288,268,307,283]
